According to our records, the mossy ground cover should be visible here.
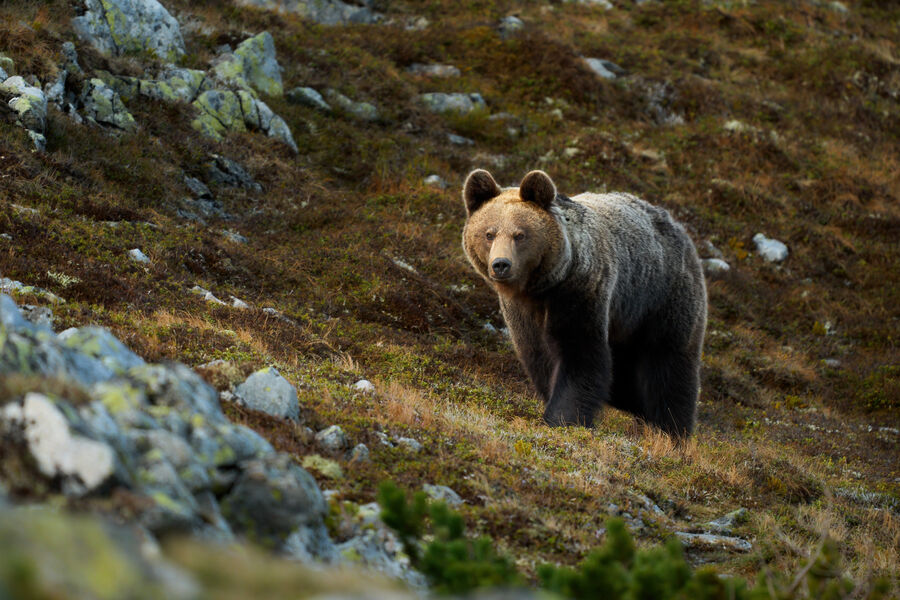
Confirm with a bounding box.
[1,0,898,593]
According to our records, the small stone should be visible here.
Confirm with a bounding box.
[675,531,752,553]
[348,443,370,464]
[190,285,227,306]
[752,233,789,262]
[823,358,841,368]
[128,248,150,263]
[705,507,749,533]
[419,92,486,115]
[230,296,249,309]
[423,483,463,507]
[584,58,623,80]
[396,437,422,453]
[374,431,394,447]
[315,425,349,452]
[702,258,731,277]
[286,87,331,112]
[701,240,724,259]
[828,1,848,14]
[324,89,379,122]
[407,63,460,78]
[498,15,524,38]
[447,133,475,146]
[221,229,248,244]
[423,174,448,189]
[353,379,375,393]
[234,366,299,420]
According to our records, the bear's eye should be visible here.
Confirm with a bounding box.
[513,232,525,241]
[485,231,495,241]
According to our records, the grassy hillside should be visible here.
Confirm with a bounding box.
[1,0,898,593]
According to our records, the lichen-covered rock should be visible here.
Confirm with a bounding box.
[81,78,138,131]
[302,454,344,479]
[1,75,48,133]
[140,67,212,103]
[58,326,145,374]
[419,92,486,115]
[0,507,199,600]
[234,0,382,25]
[191,89,298,152]
[220,453,328,549]
[286,86,332,112]
[324,89,379,122]
[423,483,463,507]
[72,0,186,60]
[1,393,117,496]
[213,32,283,97]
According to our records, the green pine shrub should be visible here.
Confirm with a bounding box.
[378,482,892,600]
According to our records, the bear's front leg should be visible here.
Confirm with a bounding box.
[500,298,555,401]
[541,323,612,427]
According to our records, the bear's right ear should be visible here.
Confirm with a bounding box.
[463,169,501,215]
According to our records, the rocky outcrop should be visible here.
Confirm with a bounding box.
[1,74,48,150]
[72,0,186,60]
[81,78,138,131]
[234,0,382,25]
[212,32,284,97]
[191,89,298,152]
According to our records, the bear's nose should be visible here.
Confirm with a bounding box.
[491,258,512,279]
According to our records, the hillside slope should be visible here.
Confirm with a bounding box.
[1,0,898,595]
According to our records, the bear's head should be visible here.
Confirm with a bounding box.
[462,169,568,295]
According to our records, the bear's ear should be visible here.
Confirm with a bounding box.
[519,170,557,210]
[463,169,501,215]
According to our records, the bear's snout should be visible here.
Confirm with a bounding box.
[490,258,512,280]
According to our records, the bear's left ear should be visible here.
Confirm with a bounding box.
[463,169,501,215]
[519,170,557,210]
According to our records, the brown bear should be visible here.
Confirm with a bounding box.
[462,169,707,437]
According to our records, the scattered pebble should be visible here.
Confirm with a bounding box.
[128,248,150,264]
[752,233,789,262]
[353,379,375,393]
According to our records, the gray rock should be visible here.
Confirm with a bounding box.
[1,393,116,496]
[72,0,186,60]
[447,133,475,146]
[221,229,249,244]
[407,63,461,78]
[701,258,730,277]
[336,528,426,588]
[325,89,379,122]
[675,531,752,552]
[316,425,349,452]
[191,89,298,152]
[134,66,212,103]
[348,443,370,464]
[705,507,749,533]
[127,362,225,424]
[419,92,486,115]
[283,522,338,562]
[700,240,724,259]
[396,437,422,453]
[81,78,137,131]
[423,174,448,189]
[128,248,150,263]
[212,31,284,97]
[498,15,524,38]
[567,0,614,7]
[220,453,327,547]
[0,293,33,333]
[353,379,375,393]
[204,154,262,191]
[823,358,841,368]
[57,325,145,374]
[19,305,54,329]
[286,86,332,112]
[235,366,300,420]
[584,58,625,80]
[1,75,48,134]
[191,285,227,306]
[184,176,212,200]
[234,0,382,25]
[423,483,463,507]
[752,233,789,262]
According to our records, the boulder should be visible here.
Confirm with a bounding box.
[1,76,48,133]
[219,453,327,548]
[72,0,186,60]
[234,0,381,25]
[235,366,300,420]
